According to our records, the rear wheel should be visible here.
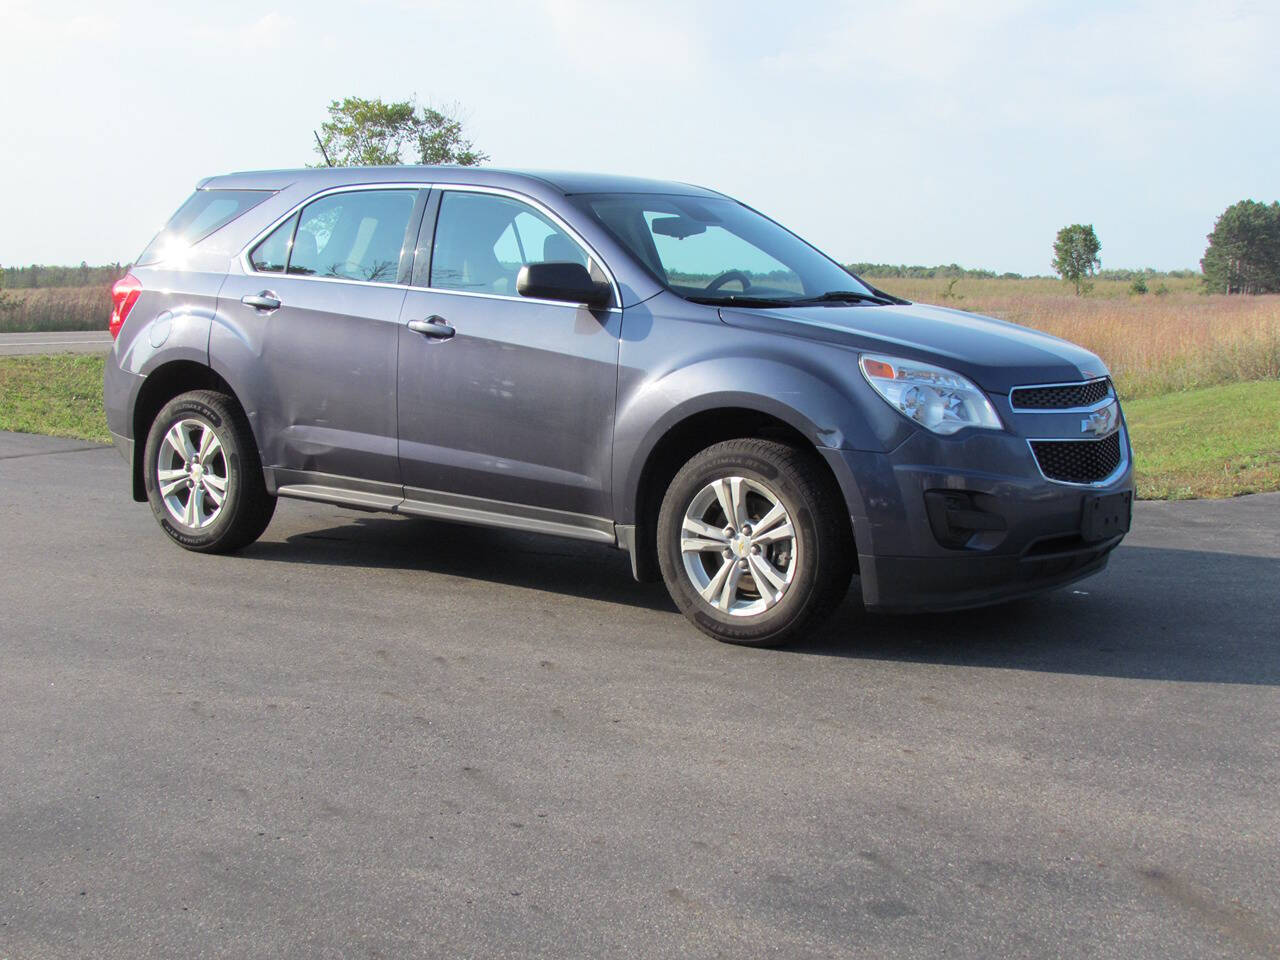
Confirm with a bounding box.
[142,390,275,553]
[657,438,854,646]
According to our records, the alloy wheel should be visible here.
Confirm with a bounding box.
[156,418,229,529]
[680,476,798,616]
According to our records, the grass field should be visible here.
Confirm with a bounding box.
[0,354,112,443]
[2,354,1276,500]
[863,275,1280,400]
[8,276,1278,398]
[0,286,110,333]
[1123,381,1280,498]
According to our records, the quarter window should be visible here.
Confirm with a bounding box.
[138,189,272,265]
[429,192,603,294]
[286,190,417,283]
[249,214,296,273]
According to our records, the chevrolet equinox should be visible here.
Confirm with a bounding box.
[104,167,1133,645]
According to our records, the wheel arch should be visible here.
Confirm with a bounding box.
[129,361,244,502]
[623,403,852,582]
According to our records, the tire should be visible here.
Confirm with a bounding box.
[657,438,854,646]
[142,389,276,553]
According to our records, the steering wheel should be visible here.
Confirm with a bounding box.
[705,269,752,293]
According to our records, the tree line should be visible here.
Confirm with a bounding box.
[1047,201,1280,296]
[2,262,126,289]
[847,262,1198,282]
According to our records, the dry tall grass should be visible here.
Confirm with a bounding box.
[0,286,110,333]
[4,277,1279,401]
[865,276,1280,398]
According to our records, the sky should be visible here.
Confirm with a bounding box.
[3,0,1278,274]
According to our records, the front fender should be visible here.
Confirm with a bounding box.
[611,351,907,526]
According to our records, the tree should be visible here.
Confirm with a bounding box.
[1051,224,1102,295]
[313,97,487,168]
[1200,200,1280,295]
[0,265,13,315]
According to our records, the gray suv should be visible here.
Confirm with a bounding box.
[104,167,1133,645]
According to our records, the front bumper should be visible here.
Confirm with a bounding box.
[821,423,1134,612]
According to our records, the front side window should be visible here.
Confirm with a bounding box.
[286,190,416,283]
[430,192,604,295]
[579,194,875,305]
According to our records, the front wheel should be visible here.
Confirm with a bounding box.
[656,438,854,646]
[142,390,276,553]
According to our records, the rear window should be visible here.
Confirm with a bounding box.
[137,188,273,265]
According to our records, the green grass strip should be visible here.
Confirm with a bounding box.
[2,355,1277,500]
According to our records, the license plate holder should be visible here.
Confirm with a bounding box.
[1081,491,1132,542]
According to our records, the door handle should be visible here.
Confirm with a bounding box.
[407,316,455,339]
[241,292,281,311]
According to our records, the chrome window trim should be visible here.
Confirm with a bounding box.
[1025,427,1130,488]
[1009,376,1114,413]
[238,181,622,313]
[402,284,620,312]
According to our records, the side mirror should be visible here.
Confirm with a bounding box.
[517,261,612,308]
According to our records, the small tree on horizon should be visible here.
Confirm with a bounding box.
[1052,224,1102,295]
[313,96,488,167]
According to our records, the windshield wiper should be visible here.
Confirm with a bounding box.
[790,290,892,306]
[686,294,799,308]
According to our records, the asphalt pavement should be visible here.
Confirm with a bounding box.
[1,430,1277,959]
[0,331,113,356]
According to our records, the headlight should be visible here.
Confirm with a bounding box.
[859,354,1003,435]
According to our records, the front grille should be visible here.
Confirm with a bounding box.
[1030,433,1123,483]
[1012,378,1112,409]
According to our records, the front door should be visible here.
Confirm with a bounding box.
[396,189,621,534]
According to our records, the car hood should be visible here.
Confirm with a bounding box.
[719,301,1108,393]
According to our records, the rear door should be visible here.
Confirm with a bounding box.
[396,188,622,535]
[219,187,426,497]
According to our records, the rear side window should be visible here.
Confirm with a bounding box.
[287,190,416,283]
[138,189,272,265]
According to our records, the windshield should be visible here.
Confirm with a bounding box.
[576,193,877,305]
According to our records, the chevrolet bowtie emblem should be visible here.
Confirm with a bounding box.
[1081,402,1119,437]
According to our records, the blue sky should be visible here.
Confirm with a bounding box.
[3,0,1277,273]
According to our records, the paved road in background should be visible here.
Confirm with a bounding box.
[2,431,1277,959]
[0,331,112,355]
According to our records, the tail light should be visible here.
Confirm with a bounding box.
[109,273,142,340]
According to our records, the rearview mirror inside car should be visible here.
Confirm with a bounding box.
[650,216,707,239]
